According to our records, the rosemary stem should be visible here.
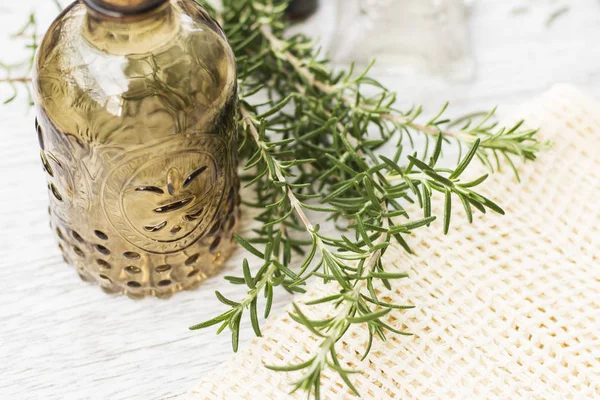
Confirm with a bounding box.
[242,105,315,231]
[242,104,336,285]
[242,262,279,308]
[258,24,457,141]
[384,172,431,182]
[301,226,388,382]
[0,77,31,83]
[187,2,545,396]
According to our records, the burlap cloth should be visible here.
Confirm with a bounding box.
[187,85,600,399]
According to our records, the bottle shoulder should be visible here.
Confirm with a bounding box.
[33,0,236,145]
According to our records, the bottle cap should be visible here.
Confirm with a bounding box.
[83,0,169,17]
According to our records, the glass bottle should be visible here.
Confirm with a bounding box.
[329,0,473,80]
[32,0,240,298]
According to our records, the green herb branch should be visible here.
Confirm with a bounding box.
[1,12,38,104]
[186,1,548,398]
[256,20,549,179]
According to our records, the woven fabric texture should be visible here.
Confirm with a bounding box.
[187,85,600,400]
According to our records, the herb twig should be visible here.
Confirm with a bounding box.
[189,1,547,398]
[0,77,30,83]
[0,12,38,104]
[257,22,549,175]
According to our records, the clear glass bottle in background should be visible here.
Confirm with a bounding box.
[288,0,474,81]
[32,0,240,298]
[332,0,473,80]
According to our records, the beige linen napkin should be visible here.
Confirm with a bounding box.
[187,85,600,399]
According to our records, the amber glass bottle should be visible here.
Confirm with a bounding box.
[32,0,240,298]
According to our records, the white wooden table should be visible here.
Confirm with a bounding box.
[1,1,599,399]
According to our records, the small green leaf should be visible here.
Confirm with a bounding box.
[392,216,437,232]
[379,155,403,174]
[429,134,443,166]
[264,284,273,319]
[189,310,233,330]
[370,272,409,280]
[290,303,325,337]
[242,259,255,289]
[355,215,373,247]
[250,298,262,337]
[234,234,265,259]
[215,291,240,307]
[224,276,246,285]
[459,174,489,188]
[458,193,473,223]
[231,312,242,352]
[265,358,314,372]
[304,294,343,305]
[443,188,452,235]
[348,308,391,323]
[256,94,293,119]
[480,194,505,215]
[450,138,481,179]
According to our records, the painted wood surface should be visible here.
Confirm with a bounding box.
[0,0,598,399]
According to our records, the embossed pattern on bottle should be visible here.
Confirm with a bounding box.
[33,0,240,298]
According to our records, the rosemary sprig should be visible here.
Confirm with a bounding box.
[255,20,548,178]
[188,1,547,398]
[0,12,38,104]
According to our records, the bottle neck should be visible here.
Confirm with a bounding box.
[82,1,177,55]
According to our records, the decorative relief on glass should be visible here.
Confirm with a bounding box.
[33,0,240,298]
